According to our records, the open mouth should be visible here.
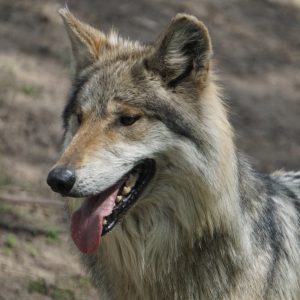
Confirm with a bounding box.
[71,159,155,254]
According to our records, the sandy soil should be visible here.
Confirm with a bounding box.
[0,0,299,299]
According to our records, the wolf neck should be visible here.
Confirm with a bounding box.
[168,81,244,241]
[91,82,251,298]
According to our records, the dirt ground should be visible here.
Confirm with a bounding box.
[0,0,299,299]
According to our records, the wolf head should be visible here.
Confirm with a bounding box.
[47,9,238,255]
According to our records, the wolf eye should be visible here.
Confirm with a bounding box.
[119,115,141,126]
[77,112,83,125]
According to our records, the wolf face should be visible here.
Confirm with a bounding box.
[47,9,237,255]
[46,9,300,300]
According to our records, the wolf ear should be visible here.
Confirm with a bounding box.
[59,8,109,72]
[145,14,212,88]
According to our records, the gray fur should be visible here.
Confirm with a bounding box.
[51,9,300,299]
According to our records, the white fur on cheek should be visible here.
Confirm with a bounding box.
[70,127,173,196]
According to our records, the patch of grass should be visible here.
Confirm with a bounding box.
[20,83,41,97]
[5,233,18,248]
[71,275,91,289]
[28,279,48,295]
[77,276,91,289]
[28,279,76,300]
[0,202,62,243]
[0,173,14,187]
[0,64,16,103]
[50,287,75,300]
[46,228,60,244]
[1,245,12,256]
[0,166,33,191]
[0,202,30,222]
[24,242,39,258]
[0,203,13,213]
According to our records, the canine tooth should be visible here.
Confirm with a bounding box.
[103,219,107,225]
[126,174,137,188]
[116,195,123,203]
[122,186,131,195]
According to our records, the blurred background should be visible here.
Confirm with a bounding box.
[0,0,299,299]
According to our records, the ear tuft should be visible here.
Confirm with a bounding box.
[59,8,109,73]
[146,14,213,88]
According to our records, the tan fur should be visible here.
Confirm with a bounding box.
[49,9,300,300]
[59,9,110,72]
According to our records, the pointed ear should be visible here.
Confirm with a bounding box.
[145,14,213,88]
[58,8,109,72]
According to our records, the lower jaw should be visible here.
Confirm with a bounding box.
[70,159,156,254]
[102,159,156,235]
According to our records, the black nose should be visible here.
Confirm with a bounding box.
[47,166,76,194]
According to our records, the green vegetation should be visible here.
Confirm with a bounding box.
[0,173,14,187]
[72,275,91,289]
[5,233,18,248]
[28,279,48,295]
[77,276,91,289]
[0,203,62,245]
[0,202,33,226]
[46,228,61,243]
[0,203,13,213]
[0,64,16,104]
[28,278,76,300]
[51,287,75,300]
[20,83,41,97]
[24,242,39,258]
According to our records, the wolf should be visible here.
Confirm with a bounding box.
[47,8,300,299]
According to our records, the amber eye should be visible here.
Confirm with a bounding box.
[119,115,141,126]
[77,112,83,125]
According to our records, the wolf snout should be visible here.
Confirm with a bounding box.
[47,166,76,195]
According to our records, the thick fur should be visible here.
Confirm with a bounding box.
[51,9,300,299]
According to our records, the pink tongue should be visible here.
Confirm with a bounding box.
[71,185,121,254]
